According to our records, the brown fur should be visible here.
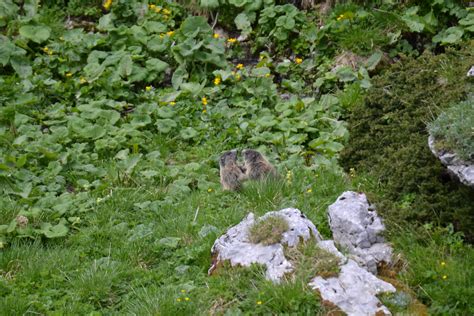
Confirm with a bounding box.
[242,149,278,180]
[219,150,246,191]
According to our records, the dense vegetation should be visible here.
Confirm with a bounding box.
[340,45,474,241]
[1,0,473,314]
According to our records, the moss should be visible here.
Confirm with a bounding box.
[248,215,289,246]
[340,41,474,240]
[428,99,474,161]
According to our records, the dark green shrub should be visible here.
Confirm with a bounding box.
[340,42,474,240]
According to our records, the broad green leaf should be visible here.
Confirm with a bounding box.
[84,62,105,81]
[146,58,169,73]
[251,66,270,76]
[147,35,168,52]
[433,27,464,44]
[257,115,278,128]
[200,0,219,8]
[42,222,69,238]
[119,54,133,78]
[143,21,167,33]
[19,25,51,43]
[180,16,212,36]
[157,106,175,118]
[130,113,151,127]
[235,12,252,35]
[180,127,198,140]
[10,56,32,77]
[365,51,383,71]
[228,0,248,7]
[98,13,115,31]
[159,237,180,249]
[172,65,188,90]
[156,119,177,133]
[180,82,203,96]
[0,1,19,27]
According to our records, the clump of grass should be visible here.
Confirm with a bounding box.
[284,240,341,280]
[248,215,289,246]
[428,99,474,161]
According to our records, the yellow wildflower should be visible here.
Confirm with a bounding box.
[154,7,162,13]
[257,301,262,305]
[307,188,312,193]
[208,188,213,192]
[176,298,181,302]
[167,31,174,36]
[65,72,73,78]
[214,77,221,85]
[185,297,190,301]
[259,55,264,60]
[79,77,87,84]
[145,86,152,92]
[202,109,207,113]
[295,57,303,64]
[349,167,356,178]
[169,101,176,106]
[265,73,270,78]
[236,63,244,70]
[213,33,219,39]
[442,275,447,280]
[103,0,112,11]
[337,14,345,21]
[149,4,156,9]
[42,47,49,53]
[227,38,237,44]
[162,8,171,15]
[181,289,186,293]
[202,97,208,105]
[441,261,446,266]
[286,170,293,184]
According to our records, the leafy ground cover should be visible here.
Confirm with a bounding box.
[1,0,473,314]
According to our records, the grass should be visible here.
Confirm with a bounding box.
[0,167,348,314]
[284,239,341,280]
[3,163,471,314]
[248,215,289,245]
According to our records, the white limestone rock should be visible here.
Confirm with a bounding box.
[467,66,474,77]
[208,208,321,282]
[428,135,474,188]
[328,191,392,274]
[309,260,396,316]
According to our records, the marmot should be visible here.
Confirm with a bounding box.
[219,150,247,191]
[242,149,278,180]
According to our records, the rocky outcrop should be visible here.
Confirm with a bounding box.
[328,191,392,274]
[209,194,398,315]
[428,135,474,188]
[208,208,321,282]
[310,259,395,316]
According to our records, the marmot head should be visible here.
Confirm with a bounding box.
[242,149,263,163]
[219,150,238,167]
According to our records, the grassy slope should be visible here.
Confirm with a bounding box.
[1,167,348,314]
[1,2,474,315]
